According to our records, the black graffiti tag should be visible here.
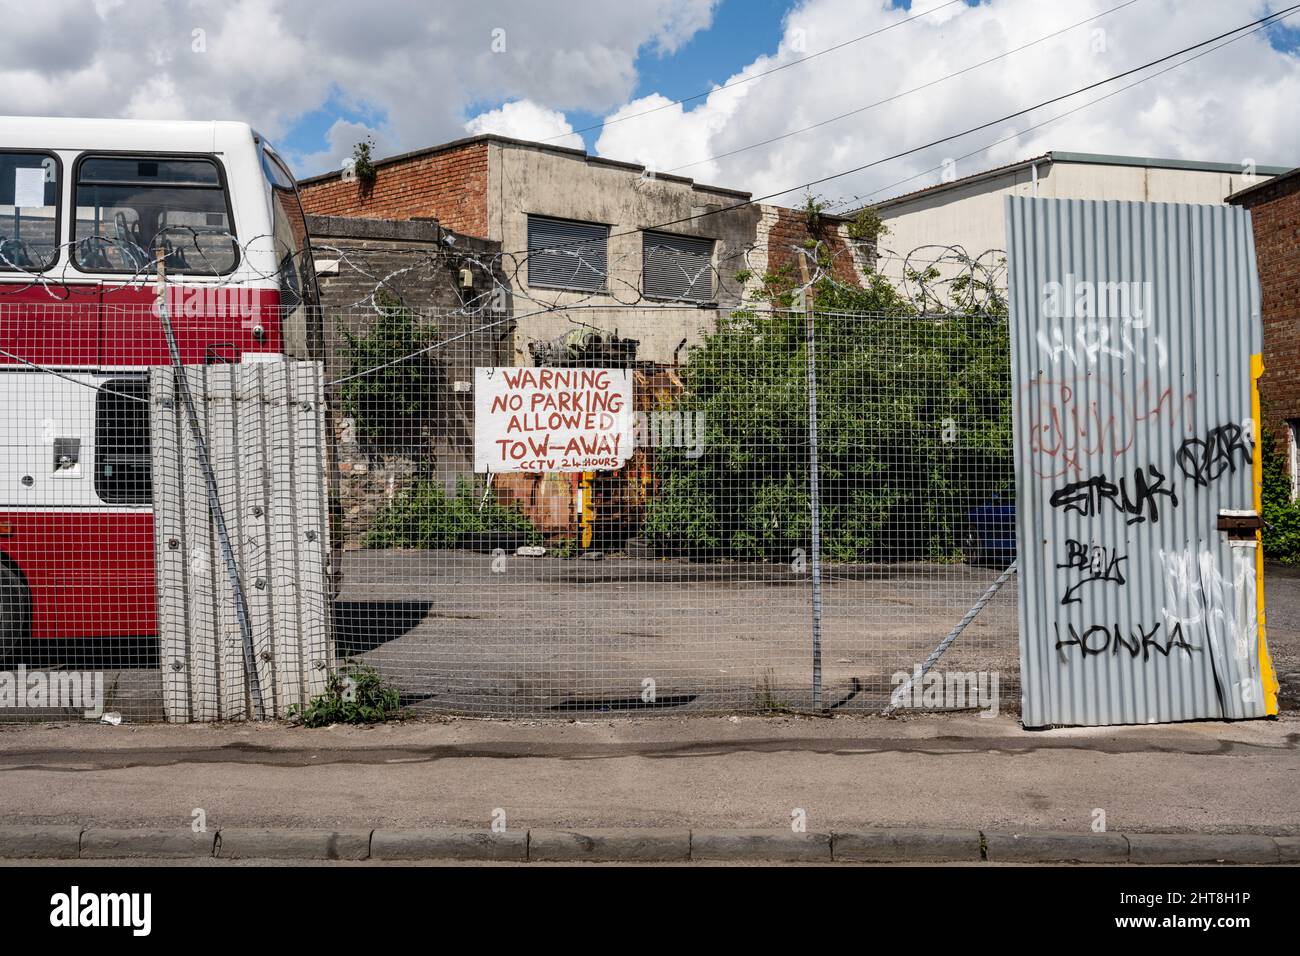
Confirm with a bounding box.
[1176,423,1253,487]
[1056,538,1128,605]
[1049,464,1179,525]
[1053,621,1196,661]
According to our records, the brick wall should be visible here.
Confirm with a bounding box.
[299,142,490,238]
[1232,172,1300,457]
[307,215,507,544]
[765,206,868,293]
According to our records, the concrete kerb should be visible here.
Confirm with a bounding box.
[1127,833,1281,865]
[530,828,691,862]
[981,830,1130,864]
[0,825,83,860]
[216,828,372,861]
[370,828,528,862]
[0,826,1295,863]
[834,828,982,862]
[690,829,833,862]
[1276,836,1300,863]
[80,828,217,859]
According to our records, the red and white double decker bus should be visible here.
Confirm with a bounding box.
[0,117,320,656]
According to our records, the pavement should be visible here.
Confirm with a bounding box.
[1,562,1294,863]
[1,712,1296,839]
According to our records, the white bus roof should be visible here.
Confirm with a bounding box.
[0,116,261,156]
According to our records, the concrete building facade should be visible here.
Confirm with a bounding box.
[298,134,870,364]
[870,152,1290,286]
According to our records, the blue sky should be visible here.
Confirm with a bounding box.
[578,0,794,151]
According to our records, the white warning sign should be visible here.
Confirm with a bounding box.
[474,367,634,473]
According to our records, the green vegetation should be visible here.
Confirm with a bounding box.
[338,291,439,453]
[643,235,1012,562]
[351,138,377,193]
[1262,423,1300,563]
[365,478,540,549]
[288,661,402,727]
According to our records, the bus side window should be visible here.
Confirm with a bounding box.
[95,379,152,505]
[0,151,60,272]
[73,156,238,275]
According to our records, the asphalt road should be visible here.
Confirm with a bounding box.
[334,548,1023,714]
[7,552,1297,720]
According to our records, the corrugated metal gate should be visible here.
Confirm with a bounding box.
[1005,196,1279,727]
[150,361,335,722]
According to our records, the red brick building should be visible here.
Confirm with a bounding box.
[300,139,491,238]
[299,134,870,364]
[1229,168,1300,491]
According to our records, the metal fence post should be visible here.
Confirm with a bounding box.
[804,301,824,712]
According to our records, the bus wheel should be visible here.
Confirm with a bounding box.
[0,565,30,662]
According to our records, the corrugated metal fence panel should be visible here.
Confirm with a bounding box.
[150,360,334,722]
[527,215,609,291]
[1005,197,1277,727]
[643,231,714,301]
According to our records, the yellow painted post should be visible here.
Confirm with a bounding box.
[580,471,595,549]
[1251,352,1280,715]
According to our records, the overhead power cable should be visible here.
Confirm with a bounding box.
[665,0,1145,174]
[537,0,965,144]
[829,5,1296,213]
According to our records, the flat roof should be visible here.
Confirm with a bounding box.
[871,151,1294,210]
[296,132,754,200]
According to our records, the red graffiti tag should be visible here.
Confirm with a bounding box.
[1026,376,1194,479]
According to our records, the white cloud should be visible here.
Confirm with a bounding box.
[293,120,400,181]
[594,90,742,180]
[592,0,1300,209]
[3,0,1294,203]
[0,0,719,175]
[464,100,583,149]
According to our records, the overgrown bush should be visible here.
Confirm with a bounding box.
[1262,423,1300,563]
[338,291,439,453]
[643,253,1012,562]
[289,661,401,727]
[365,478,540,549]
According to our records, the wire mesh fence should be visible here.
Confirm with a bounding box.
[0,300,1018,721]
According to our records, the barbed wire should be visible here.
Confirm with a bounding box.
[0,214,1005,393]
[890,244,1006,314]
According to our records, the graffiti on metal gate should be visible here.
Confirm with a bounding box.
[1007,195,1277,726]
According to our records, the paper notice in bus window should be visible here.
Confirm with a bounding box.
[13,167,45,208]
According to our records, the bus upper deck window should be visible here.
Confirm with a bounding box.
[73,156,238,275]
[0,152,60,272]
[95,379,152,505]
